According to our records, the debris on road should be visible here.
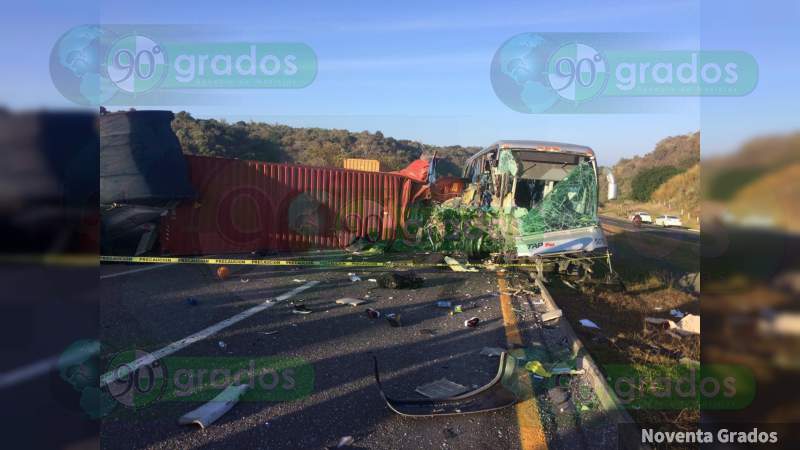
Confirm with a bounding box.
[464,317,480,328]
[260,330,279,336]
[218,341,226,349]
[385,313,402,327]
[336,435,354,448]
[240,277,249,283]
[348,273,362,282]
[444,256,478,272]
[579,319,600,329]
[293,304,313,315]
[216,266,230,280]
[758,311,800,337]
[670,309,685,318]
[374,352,519,416]
[365,308,380,319]
[677,314,700,335]
[367,278,378,283]
[178,384,249,429]
[377,271,423,289]
[645,314,700,335]
[292,278,307,283]
[415,378,469,399]
[186,297,198,306]
[450,305,464,315]
[480,347,506,357]
[483,261,499,271]
[547,386,571,406]
[644,317,674,329]
[540,309,563,322]
[524,360,552,377]
[336,297,367,307]
[436,300,452,308]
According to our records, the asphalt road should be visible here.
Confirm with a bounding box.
[599,215,699,244]
[99,255,529,449]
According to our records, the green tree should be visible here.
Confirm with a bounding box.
[630,166,683,201]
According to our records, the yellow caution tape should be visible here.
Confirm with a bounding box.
[0,252,609,269]
[96,254,574,269]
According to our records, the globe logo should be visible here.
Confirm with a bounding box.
[50,26,169,105]
[107,34,168,94]
[546,42,608,103]
[49,25,119,105]
[57,339,117,419]
[490,33,608,113]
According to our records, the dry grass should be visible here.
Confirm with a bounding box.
[651,163,700,220]
[549,223,700,430]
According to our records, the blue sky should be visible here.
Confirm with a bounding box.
[1,0,797,166]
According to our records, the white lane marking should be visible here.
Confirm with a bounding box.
[0,341,100,389]
[100,264,172,280]
[100,280,319,387]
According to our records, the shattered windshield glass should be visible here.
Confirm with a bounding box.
[518,160,598,234]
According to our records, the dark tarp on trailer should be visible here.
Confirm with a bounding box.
[100,110,195,206]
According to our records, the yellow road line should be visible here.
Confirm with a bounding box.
[498,272,547,450]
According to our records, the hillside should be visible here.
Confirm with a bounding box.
[612,132,700,199]
[704,132,800,201]
[171,111,478,176]
[727,163,800,233]
[651,163,700,219]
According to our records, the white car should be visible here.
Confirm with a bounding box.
[629,211,653,223]
[655,215,683,227]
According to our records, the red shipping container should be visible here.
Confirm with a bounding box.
[160,155,424,255]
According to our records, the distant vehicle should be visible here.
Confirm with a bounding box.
[629,211,652,224]
[655,215,683,227]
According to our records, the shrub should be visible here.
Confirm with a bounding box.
[630,166,683,201]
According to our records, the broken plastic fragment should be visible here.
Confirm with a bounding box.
[415,378,469,399]
[444,256,478,272]
[524,360,552,378]
[373,352,519,416]
[385,313,402,327]
[579,319,600,329]
[541,309,563,322]
[676,314,700,335]
[178,384,249,428]
[336,436,354,448]
[480,347,505,357]
[336,298,366,307]
[293,304,312,315]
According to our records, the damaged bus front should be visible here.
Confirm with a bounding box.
[459,140,617,279]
